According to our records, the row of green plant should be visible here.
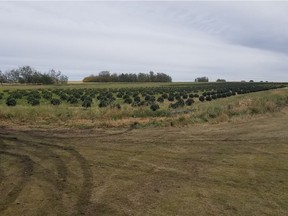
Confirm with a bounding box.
[0,82,286,112]
[1,88,287,128]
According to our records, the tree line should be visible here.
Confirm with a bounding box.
[0,66,68,85]
[195,76,209,82]
[195,77,227,83]
[83,71,172,82]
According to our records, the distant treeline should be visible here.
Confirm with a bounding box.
[83,71,172,82]
[195,76,209,82]
[0,66,68,84]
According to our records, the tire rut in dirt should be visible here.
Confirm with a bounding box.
[11,127,135,140]
[1,139,68,214]
[0,151,34,213]
[33,141,93,216]
[0,133,93,215]
[0,167,4,185]
[19,140,68,191]
[0,139,5,186]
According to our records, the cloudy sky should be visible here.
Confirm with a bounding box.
[0,1,288,81]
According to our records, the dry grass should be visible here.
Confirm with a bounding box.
[1,107,288,215]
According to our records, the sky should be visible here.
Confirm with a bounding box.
[0,1,288,82]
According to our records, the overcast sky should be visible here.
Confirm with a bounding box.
[0,1,288,81]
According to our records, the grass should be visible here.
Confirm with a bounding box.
[0,88,287,128]
[1,83,288,215]
[0,81,174,90]
[1,107,288,215]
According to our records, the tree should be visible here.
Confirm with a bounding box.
[48,69,68,84]
[216,79,226,82]
[0,70,7,83]
[59,74,68,84]
[138,73,149,82]
[98,71,111,82]
[0,66,68,84]
[18,66,35,83]
[6,69,20,83]
[82,71,172,83]
[155,73,172,82]
[110,73,118,82]
[39,73,54,84]
[149,71,155,82]
[195,77,209,82]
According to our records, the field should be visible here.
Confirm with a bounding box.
[0,82,288,215]
[0,82,287,128]
[1,107,288,215]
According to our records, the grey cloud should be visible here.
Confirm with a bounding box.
[0,1,288,82]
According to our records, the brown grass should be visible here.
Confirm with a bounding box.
[1,107,288,215]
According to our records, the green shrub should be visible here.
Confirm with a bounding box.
[43,92,52,100]
[82,99,92,108]
[157,97,164,103]
[206,96,212,101]
[185,98,194,106]
[199,95,205,102]
[150,103,160,111]
[51,98,61,105]
[6,98,16,106]
[168,96,174,101]
[28,98,40,106]
[134,96,141,102]
[124,97,133,104]
[68,96,78,104]
[99,100,109,108]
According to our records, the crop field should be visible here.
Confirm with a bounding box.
[0,82,287,128]
[0,82,288,215]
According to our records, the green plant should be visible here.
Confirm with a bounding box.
[185,98,194,106]
[150,103,160,111]
[51,98,61,106]
[28,98,40,106]
[82,99,92,108]
[6,98,16,106]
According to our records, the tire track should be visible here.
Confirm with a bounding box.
[0,149,65,216]
[0,167,4,186]
[4,126,135,140]
[32,141,93,215]
[68,149,93,216]
[19,140,68,192]
[0,151,33,213]
[1,138,68,188]
[0,133,93,215]
[0,139,5,186]
[1,140,68,213]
